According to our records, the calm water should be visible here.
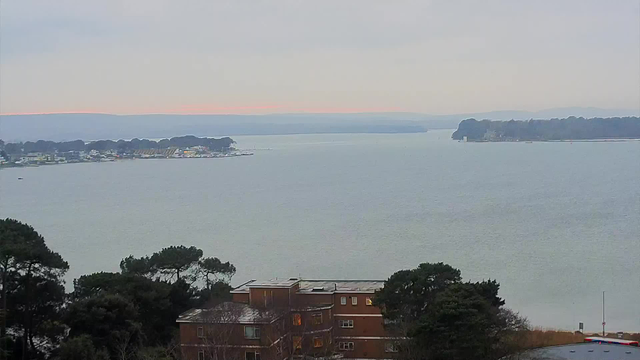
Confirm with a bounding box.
[1,130,638,332]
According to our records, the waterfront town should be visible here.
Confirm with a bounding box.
[0,136,252,167]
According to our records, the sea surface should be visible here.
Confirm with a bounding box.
[1,130,638,332]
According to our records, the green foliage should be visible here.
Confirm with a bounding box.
[0,218,69,275]
[0,218,69,359]
[1,219,234,359]
[195,281,233,307]
[71,245,235,356]
[375,263,527,360]
[198,257,236,288]
[119,256,153,277]
[373,262,461,324]
[72,272,177,345]
[409,282,503,360]
[148,245,203,282]
[7,275,66,346]
[65,293,142,352]
[59,335,98,360]
[452,117,640,141]
[2,136,235,155]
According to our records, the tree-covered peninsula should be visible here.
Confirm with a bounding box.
[452,116,640,141]
[0,136,244,167]
[1,135,235,155]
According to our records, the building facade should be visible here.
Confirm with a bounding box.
[178,279,397,360]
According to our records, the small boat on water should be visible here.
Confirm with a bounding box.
[17,177,23,180]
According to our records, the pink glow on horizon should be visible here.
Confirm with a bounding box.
[0,104,405,116]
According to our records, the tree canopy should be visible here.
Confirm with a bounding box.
[451,116,640,141]
[1,218,235,360]
[148,246,203,282]
[374,262,528,360]
[198,257,236,289]
[0,219,69,360]
[1,136,235,155]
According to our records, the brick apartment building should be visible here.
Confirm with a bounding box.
[177,278,398,360]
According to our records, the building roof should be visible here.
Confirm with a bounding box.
[230,278,301,293]
[298,280,385,294]
[247,278,300,288]
[176,302,283,324]
[230,279,385,294]
[524,343,640,360]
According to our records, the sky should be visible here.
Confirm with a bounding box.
[1,0,639,115]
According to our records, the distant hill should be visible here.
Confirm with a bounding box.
[452,117,640,141]
[0,107,637,141]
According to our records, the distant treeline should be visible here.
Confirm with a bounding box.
[451,117,640,141]
[0,135,235,154]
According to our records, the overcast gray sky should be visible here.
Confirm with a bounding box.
[1,0,638,115]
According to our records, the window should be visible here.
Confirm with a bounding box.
[385,342,399,353]
[339,319,354,328]
[245,351,261,360]
[313,336,324,348]
[366,297,373,306]
[198,350,204,360]
[340,296,347,305]
[339,342,355,351]
[312,313,322,325]
[351,296,357,305]
[197,326,204,338]
[244,326,260,339]
[293,336,302,350]
[293,313,302,326]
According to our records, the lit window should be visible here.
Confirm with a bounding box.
[366,297,373,306]
[339,319,354,328]
[198,350,204,360]
[351,296,357,305]
[339,342,355,351]
[340,296,347,305]
[293,313,302,326]
[197,326,204,338]
[314,337,324,348]
[293,336,302,350]
[245,351,261,360]
[244,326,260,339]
[312,313,322,325]
[385,342,399,353]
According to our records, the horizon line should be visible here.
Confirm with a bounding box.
[0,106,408,117]
[1,106,637,117]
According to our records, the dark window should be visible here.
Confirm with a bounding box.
[339,342,355,351]
[244,326,260,339]
[198,350,205,360]
[197,326,204,338]
[339,319,354,328]
[246,351,260,360]
[312,313,322,325]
